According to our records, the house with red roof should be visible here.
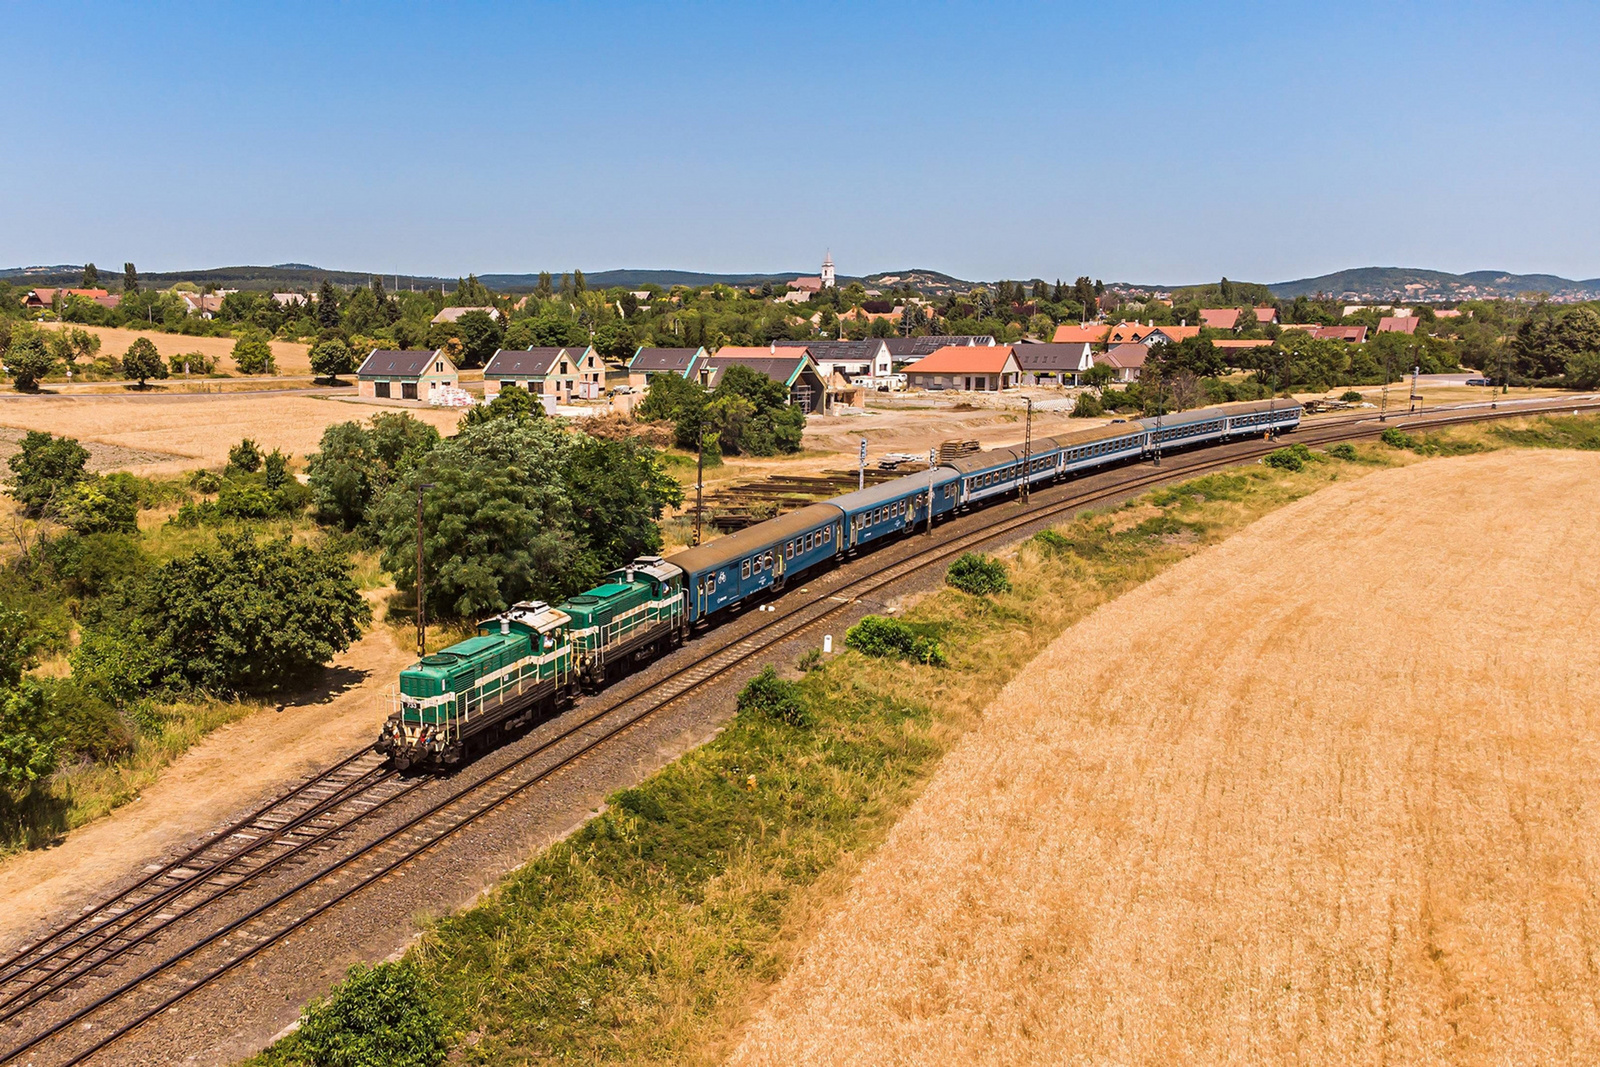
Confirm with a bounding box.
[1314,326,1368,343]
[1051,323,1111,345]
[1199,308,1240,330]
[1377,316,1420,335]
[1254,306,1279,325]
[904,344,1020,391]
[24,288,109,309]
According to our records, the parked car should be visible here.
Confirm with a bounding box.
[1464,377,1491,386]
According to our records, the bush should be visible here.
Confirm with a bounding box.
[44,532,148,598]
[1070,392,1104,418]
[1340,390,1363,403]
[231,331,277,375]
[1380,427,1414,449]
[288,962,448,1067]
[1326,442,1358,461]
[1263,443,1314,472]
[169,350,217,376]
[227,438,263,474]
[36,678,133,761]
[844,615,946,667]
[59,474,141,535]
[189,468,223,493]
[736,665,808,727]
[6,431,90,517]
[945,552,1011,596]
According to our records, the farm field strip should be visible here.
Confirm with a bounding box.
[3,396,1597,1066]
[729,447,1600,1066]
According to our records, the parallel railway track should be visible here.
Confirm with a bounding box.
[4,395,1596,1066]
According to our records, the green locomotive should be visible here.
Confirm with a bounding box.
[376,557,684,770]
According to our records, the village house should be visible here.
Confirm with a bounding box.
[904,344,1021,391]
[701,346,829,413]
[431,306,502,325]
[483,344,603,403]
[1314,325,1369,343]
[774,339,893,381]
[1098,343,1148,382]
[1377,316,1420,334]
[1254,306,1280,325]
[627,346,708,385]
[883,335,995,365]
[24,288,108,309]
[356,348,459,401]
[1051,323,1112,344]
[1015,342,1095,386]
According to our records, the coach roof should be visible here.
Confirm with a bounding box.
[665,502,843,575]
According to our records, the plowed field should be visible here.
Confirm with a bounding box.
[730,449,1600,1066]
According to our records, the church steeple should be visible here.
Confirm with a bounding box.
[821,250,836,289]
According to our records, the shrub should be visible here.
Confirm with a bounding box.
[231,331,277,375]
[289,962,449,1067]
[45,532,148,598]
[844,615,946,667]
[1263,443,1314,472]
[7,431,90,517]
[736,665,808,727]
[1340,390,1364,403]
[169,350,217,376]
[37,678,133,761]
[1326,442,1358,461]
[60,474,141,535]
[227,438,263,474]
[5,334,56,392]
[189,469,223,493]
[216,481,277,519]
[1380,427,1415,449]
[1070,392,1104,418]
[945,552,1011,596]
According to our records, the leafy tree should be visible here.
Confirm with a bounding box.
[310,338,356,382]
[288,962,448,1067]
[565,436,683,573]
[0,606,41,689]
[122,336,167,388]
[232,330,276,374]
[307,414,439,530]
[372,418,583,617]
[122,262,139,295]
[7,431,90,516]
[453,310,503,368]
[0,684,58,798]
[5,333,56,392]
[60,475,140,535]
[460,383,542,429]
[1568,349,1600,390]
[74,534,370,697]
[709,364,803,455]
[81,263,98,288]
[573,268,586,293]
[48,327,100,371]
[228,438,263,474]
[637,372,706,448]
[264,449,291,490]
[536,271,553,298]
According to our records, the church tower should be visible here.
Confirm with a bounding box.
[821,251,836,289]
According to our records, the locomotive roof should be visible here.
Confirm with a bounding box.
[610,555,682,583]
[501,600,570,634]
[667,502,843,575]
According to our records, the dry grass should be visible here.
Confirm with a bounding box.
[31,323,312,375]
[730,449,1600,1067]
[0,394,463,474]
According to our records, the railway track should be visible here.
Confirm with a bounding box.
[3,395,1596,1066]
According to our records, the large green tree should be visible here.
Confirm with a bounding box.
[232,331,276,375]
[5,333,55,392]
[453,310,504,368]
[306,412,440,530]
[310,339,356,382]
[123,336,167,388]
[7,431,90,516]
[74,534,370,697]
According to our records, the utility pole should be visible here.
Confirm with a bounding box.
[415,482,435,658]
[1409,363,1422,415]
[1151,372,1163,467]
[1021,396,1033,500]
[926,447,937,537]
[694,364,710,547]
[1380,346,1393,422]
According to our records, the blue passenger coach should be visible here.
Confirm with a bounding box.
[1137,398,1300,452]
[667,502,843,623]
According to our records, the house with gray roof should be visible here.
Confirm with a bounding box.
[626,346,707,383]
[484,345,604,403]
[356,348,458,402]
[702,346,828,413]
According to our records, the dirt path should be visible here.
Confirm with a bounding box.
[730,449,1600,1066]
[0,604,413,950]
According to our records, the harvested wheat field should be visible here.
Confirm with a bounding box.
[34,323,312,375]
[731,449,1600,1067]
[0,394,463,474]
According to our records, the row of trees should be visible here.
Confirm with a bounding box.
[0,323,270,389]
[636,365,806,459]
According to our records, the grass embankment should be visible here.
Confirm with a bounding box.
[255,429,1503,1066]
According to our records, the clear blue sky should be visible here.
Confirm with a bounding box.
[4,1,1597,284]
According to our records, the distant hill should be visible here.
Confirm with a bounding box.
[1269,267,1600,302]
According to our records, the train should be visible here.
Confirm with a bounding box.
[375,399,1301,769]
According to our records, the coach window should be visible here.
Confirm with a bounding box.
[785,542,793,560]
[742,560,751,579]
[824,526,832,542]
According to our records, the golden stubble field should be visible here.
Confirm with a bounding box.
[34,323,313,375]
[730,449,1600,1066]
[0,394,464,474]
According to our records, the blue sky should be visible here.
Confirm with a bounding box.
[3,1,1597,283]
